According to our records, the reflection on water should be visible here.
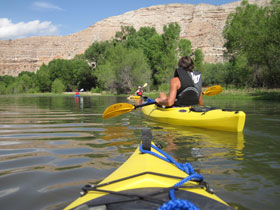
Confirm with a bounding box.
[0,95,279,210]
[144,121,245,158]
[142,121,245,185]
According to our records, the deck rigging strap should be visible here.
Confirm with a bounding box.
[140,144,203,210]
[80,144,209,210]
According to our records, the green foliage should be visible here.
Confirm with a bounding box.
[154,23,183,85]
[115,26,136,42]
[6,82,17,94]
[52,78,65,93]
[84,41,111,64]
[157,83,170,92]
[178,39,192,57]
[43,59,96,91]
[162,23,181,49]
[201,62,228,86]
[223,0,280,88]
[90,87,102,93]
[0,75,15,86]
[15,71,38,93]
[1,22,206,94]
[4,2,280,94]
[0,75,16,95]
[36,64,52,92]
[83,23,193,93]
[94,44,151,94]
[0,82,6,95]
[193,49,204,71]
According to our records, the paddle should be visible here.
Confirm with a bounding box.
[142,83,148,88]
[203,85,222,96]
[103,85,222,119]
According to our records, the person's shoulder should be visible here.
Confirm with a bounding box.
[170,77,180,87]
[193,70,201,74]
[171,77,180,82]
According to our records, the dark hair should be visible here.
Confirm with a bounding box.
[178,56,194,71]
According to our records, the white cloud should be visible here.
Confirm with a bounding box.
[33,1,64,11]
[0,18,58,40]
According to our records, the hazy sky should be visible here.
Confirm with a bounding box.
[0,0,238,40]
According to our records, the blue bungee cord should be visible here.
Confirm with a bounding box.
[140,144,203,210]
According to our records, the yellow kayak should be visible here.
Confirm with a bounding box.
[64,129,233,210]
[127,95,142,100]
[142,104,246,132]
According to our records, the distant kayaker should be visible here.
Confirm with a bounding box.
[155,56,203,107]
[135,86,143,96]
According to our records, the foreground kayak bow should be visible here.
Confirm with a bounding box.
[64,129,233,210]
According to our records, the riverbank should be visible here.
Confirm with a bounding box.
[210,88,280,101]
[0,88,279,101]
[63,92,102,96]
[143,88,280,101]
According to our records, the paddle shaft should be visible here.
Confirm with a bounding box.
[134,102,156,109]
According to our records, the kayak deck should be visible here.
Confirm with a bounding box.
[127,95,141,100]
[142,105,246,132]
[64,131,232,210]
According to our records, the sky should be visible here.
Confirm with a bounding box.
[0,0,238,40]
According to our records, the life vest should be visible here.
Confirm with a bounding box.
[174,67,202,106]
[137,89,143,96]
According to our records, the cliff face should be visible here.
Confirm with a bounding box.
[0,0,269,76]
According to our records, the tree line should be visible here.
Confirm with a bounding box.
[0,0,279,95]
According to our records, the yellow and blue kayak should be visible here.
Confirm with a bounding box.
[64,129,233,210]
[141,104,246,132]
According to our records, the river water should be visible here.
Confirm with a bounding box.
[0,95,279,210]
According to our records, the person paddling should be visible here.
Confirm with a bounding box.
[155,56,203,107]
[135,86,143,96]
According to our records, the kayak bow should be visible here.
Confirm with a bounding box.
[64,129,233,210]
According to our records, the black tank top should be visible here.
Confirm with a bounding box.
[174,67,202,106]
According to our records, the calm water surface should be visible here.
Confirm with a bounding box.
[0,95,279,210]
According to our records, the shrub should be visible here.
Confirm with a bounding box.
[52,79,65,93]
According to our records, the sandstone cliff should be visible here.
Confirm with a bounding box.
[0,0,269,76]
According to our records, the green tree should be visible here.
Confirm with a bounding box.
[178,39,192,57]
[223,0,280,87]
[154,23,182,86]
[52,78,65,93]
[0,81,6,95]
[201,62,230,86]
[94,44,151,94]
[70,59,96,91]
[115,26,136,42]
[36,64,52,92]
[78,22,195,91]
[46,59,95,91]
[193,49,204,71]
[0,75,15,87]
[0,75,16,94]
[16,71,37,93]
[48,59,65,82]
[84,41,112,65]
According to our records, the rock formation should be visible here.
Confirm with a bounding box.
[0,0,270,76]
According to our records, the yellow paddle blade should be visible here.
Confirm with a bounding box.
[142,83,148,88]
[103,103,135,119]
[204,85,223,96]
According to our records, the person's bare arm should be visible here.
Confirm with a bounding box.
[198,89,203,105]
[155,77,180,106]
